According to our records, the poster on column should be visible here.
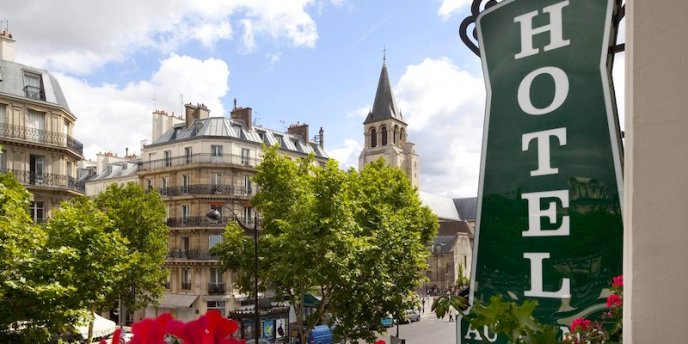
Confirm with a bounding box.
[464,0,624,342]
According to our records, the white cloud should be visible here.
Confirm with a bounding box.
[397,57,485,197]
[327,138,362,171]
[4,0,322,74]
[346,105,370,119]
[437,0,473,20]
[61,54,230,159]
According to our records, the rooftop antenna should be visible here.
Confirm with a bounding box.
[233,98,237,110]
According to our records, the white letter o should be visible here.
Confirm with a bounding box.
[517,66,569,115]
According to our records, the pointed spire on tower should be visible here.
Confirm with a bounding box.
[364,54,403,124]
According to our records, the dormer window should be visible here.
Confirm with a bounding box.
[23,72,44,101]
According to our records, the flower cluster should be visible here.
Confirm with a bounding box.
[563,275,623,344]
[101,311,244,344]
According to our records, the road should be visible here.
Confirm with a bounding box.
[353,300,458,344]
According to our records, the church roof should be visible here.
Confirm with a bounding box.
[363,63,404,124]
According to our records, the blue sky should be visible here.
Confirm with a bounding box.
[5,0,624,198]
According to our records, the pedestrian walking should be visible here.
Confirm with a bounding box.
[448,310,454,322]
[422,299,426,313]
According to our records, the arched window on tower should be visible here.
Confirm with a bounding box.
[381,125,388,146]
[400,128,406,143]
[393,125,399,144]
[370,128,377,148]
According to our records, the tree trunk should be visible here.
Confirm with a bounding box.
[87,306,96,343]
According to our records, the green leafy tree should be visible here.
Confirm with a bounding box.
[215,148,437,343]
[43,197,130,343]
[0,173,80,341]
[329,159,437,342]
[94,182,169,316]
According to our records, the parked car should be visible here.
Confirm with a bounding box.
[400,309,420,323]
[380,314,394,328]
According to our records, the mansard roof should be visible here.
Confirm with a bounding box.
[363,63,404,125]
[148,117,328,159]
[0,59,71,112]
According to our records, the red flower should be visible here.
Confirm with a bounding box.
[607,294,622,308]
[128,311,243,344]
[612,275,623,288]
[376,340,386,344]
[570,318,591,332]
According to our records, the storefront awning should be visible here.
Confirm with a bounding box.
[77,313,116,339]
[158,293,198,308]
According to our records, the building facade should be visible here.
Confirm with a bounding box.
[0,30,84,222]
[140,103,327,321]
[79,152,139,197]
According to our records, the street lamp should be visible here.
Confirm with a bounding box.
[206,206,260,344]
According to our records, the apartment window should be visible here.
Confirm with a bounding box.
[209,234,223,249]
[181,268,192,290]
[27,109,45,131]
[181,236,190,252]
[257,131,267,144]
[165,269,171,289]
[146,179,153,192]
[66,161,72,178]
[164,151,172,167]
[209,268,223,285]
[30,202,44,223]
[211,173,222,193]
[243,175,252,195]
[185,147,192,164]
[0,104,6,123]
[64,119,69,135]
[181,205,189,221]
[182,175,189,193]
[29,155,44,185]
[23,72,44,100]
[206,301,225,315]
[211,145,223,156]
[0,149,6,171]
[166,205,170,221]
[241,148,250,166]
[243,206,252,224]
[161,177,168,195]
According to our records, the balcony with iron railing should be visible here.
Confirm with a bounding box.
[0,122,84,156]
[154,184,253,198]
[138,153,260,171]
[181,282,192,290]
[24,85,45,101]
[208,283,226,295]
[168,249,219,260]
[1,168,85,194]
[166,216,256,228]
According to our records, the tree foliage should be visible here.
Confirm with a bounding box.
[214,147,437,343]
[94,182,169,312]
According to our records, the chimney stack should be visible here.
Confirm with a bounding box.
[185,103,210,128]
[231,106,253,130]
[287,122,309,144]
[0,29,15,62]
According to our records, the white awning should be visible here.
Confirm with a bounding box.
[158,293,198,308]
[78,313,116,339]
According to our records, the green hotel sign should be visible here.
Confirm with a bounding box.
[463,0,623,342]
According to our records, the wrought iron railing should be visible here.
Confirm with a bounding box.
[181,282,192,290]
[208,283,226,295]
[1,168,85,194]
[155,184,252,197]
[168,249,219,260]
[24,85,45,101]
[139,153,260,171]
[0,123,84,156]
[166,216,256,228]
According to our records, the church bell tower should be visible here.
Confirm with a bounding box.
[358,58,420,189]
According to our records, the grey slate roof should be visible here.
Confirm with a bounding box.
[420,191,461,221]
[89,161,139,181]
[363,63,404,124]
[453,197,478,221]
[0,59,71,111]
[150,117,328,159]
